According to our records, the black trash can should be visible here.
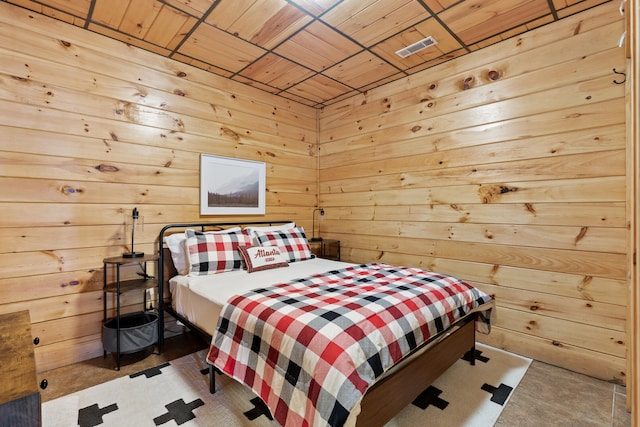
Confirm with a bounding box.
[103,311,158,354]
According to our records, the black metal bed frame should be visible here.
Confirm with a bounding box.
[156,220,293,352]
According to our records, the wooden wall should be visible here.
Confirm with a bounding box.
[318,3,628,384]
[0,0,631,387]
[0,2,317,372]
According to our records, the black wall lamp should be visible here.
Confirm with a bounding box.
[123,207,144,258]
[310,207,325,242]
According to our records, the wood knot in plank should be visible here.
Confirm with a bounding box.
[61,280,80,289]
[60,185,83,195]
[133,88,147,98]
[411,125,421,132]
[221,127,240,141]
[488,70,500,81]
[573,21,582,35]
[574,227,588,245]
[59,40,71,47]
[489,265,500,284]
[500,186,517,194]
[95,164,119,172]
[477,184,518,203]
[524,203,536,215]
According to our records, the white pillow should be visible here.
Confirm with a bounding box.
[244,222,295,246]
[165,227,241,275]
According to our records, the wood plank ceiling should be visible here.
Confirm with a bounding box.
[4,0,612,108]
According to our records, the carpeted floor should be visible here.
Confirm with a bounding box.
[42,344,531,427]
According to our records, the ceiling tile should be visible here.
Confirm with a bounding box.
[117,0,162,38]
[239,53,315,90]
[163,0,214,16]
[88,22,172,56]
[35,0,90,16]
[274,21,361,71]
[91,0,129,27]
[371,17,463,70]
[323,50,400,89]
[144,5,193,48]
[288,0,343,16]
[164,16,200,51]
[322,0,432,46]
[287,75,353,103]
[205,0,312,49]
[438,0,551,45]
[421,0,458,13]
[178,23,266,73]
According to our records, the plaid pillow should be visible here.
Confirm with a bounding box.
[165,227,241,275]
[237,246,289,273]
[186,229,252,275]
[254,227,314,263]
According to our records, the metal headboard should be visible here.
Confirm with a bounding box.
[156,220,292,348]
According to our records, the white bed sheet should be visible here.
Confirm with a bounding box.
[169,257,353,336]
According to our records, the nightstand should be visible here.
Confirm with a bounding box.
[103,254,160,370]
[309,239,340,261]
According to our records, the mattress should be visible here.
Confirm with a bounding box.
[169,257,353,335]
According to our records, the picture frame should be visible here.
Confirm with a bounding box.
[200,154,266,215]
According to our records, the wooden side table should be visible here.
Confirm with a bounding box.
[309,239,340,261]
[0,310,40,427]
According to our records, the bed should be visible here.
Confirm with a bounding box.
[157,221,494,427]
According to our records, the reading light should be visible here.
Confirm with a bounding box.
[310,207,325,242]
[123,207,144,258]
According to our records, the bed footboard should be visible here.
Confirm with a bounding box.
[356,316,476,427]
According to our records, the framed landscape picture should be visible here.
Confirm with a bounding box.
[200,154,266,215]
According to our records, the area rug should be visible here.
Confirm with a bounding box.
[42,344,531,427]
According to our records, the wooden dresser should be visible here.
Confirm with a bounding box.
[0,310,41,426]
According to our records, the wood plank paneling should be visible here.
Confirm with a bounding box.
[0,1,317,372]
[319,3,627,383]
[3,0,611,107]
[0,0,633,391]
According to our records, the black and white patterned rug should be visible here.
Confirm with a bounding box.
[42,344,531,427]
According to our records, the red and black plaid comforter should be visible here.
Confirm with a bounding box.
[207,263,493,427]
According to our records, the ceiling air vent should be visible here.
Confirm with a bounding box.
[395,36,438,58]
